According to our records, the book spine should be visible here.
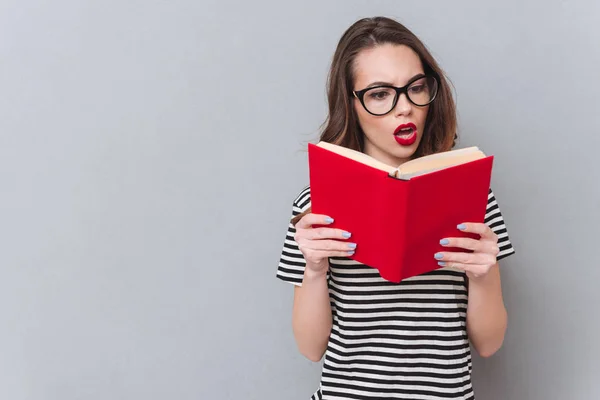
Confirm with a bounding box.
[376,177,410,283]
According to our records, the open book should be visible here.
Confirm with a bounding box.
[308,141,494,282]
[315,141,487,180]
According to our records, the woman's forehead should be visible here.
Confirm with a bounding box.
[353,44,424,87]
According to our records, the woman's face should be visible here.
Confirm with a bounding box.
[352,44,431,166]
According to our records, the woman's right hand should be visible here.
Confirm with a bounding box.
[294,213,356,275]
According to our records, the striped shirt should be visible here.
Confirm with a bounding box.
[276,186,515,400]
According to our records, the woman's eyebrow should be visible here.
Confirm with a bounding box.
[364,73,426,89]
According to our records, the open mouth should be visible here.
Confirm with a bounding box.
[394,123,417,146]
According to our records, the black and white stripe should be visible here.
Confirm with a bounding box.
[277,186,515,399]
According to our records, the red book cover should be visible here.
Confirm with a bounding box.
[308,143,494,282]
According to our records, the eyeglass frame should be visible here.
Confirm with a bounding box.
[352,74,439,116]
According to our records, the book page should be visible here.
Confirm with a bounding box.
[316,141,398,174]
[315,141,487,180]
[395,147,486,179]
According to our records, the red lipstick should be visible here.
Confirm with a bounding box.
[394,123,417,146]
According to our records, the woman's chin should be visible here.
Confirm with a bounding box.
[364,136,421,165]
[389,141,420,163]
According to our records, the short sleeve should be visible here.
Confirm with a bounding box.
[486,188,516,261]
[276,186,311,286]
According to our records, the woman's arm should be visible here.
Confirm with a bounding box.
[435,223,508,357]
[292,265,332,362]
[465,262,507,357]
[291,213,354,362]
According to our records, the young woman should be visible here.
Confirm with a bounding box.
[276,17,515,400]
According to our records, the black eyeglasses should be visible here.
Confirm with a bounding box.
[353,74,439,116]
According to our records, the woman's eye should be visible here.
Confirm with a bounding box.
[409,85,425,93]
[368,91,390,100]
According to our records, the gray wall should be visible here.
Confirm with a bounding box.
[1,1,598,399]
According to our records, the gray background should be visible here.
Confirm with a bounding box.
[1,0,598,399]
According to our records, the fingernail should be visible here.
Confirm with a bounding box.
[440,239,449,245]
[325,217,334,223]
[438,261,446,266]
[347,243,357,249]
[342,231,351,238]
[457,224,466,230]
[347,251,355,256]
[434,253,444,260]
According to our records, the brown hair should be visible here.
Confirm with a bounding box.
[292,16,457,225]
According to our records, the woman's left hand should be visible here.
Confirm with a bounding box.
[435,223,500,281]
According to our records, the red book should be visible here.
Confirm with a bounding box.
[308,142,494,283]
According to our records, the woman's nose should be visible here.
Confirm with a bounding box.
[394,93,412,116]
